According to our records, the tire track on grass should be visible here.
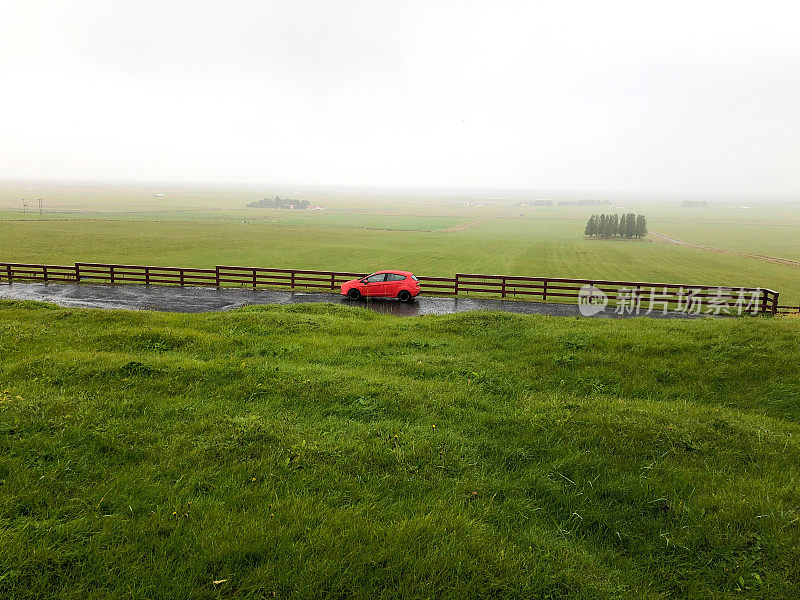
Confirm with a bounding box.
[650,231,800,268]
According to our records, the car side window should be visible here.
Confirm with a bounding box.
[386,274,405,281]
[365,273,386,283]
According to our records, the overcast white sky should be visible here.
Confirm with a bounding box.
[1,1,799,195]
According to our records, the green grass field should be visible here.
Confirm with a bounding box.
[2,183,799,306]
[2,213,799,304]
[1,300,799,598]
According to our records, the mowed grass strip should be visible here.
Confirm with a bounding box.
[0,301,799,598]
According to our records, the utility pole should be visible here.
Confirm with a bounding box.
[38,199,43,215]
[23,199,28,215]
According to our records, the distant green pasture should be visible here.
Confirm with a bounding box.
[2,183,799,304]
[644,206,800,259]
[2,216,799,304]
[0,209,466,231]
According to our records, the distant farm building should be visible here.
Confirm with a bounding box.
[247,195,316,210]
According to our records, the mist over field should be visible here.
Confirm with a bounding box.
[3,1,800,196]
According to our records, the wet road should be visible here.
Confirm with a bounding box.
[0,282,709,319]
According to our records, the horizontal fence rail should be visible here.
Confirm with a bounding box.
[776,305,800,315]
[0,261,782,315]
[74,263,218,287]
[216,266,367,291]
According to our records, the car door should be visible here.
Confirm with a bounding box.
[384,273,406,297]
[362,273,387,296]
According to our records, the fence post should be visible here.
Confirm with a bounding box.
[180,269,185,286]
[5,264,10,284]
[759,289,768,314]
[454,274,460,296]
[109,265,115,284]
[74,263,80,283]
[771,291,779,315]
[215,266,221,288]
[252,268,257,289]
[291,270,295,289]
[42,265,48,283]
[543,280,548,301]
[501,277,506,299]
[331,273,335,290]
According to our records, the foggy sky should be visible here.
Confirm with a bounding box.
[2,1,799,195]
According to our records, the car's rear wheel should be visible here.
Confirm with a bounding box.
[347,288,361,300]
[397,289,412,303]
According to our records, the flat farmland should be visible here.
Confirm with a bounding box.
[1,184,799,304]
[633,203,798,259]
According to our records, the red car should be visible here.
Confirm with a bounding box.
[341,270,421,302]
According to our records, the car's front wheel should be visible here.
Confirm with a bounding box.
[347,288,361,300]
[397,289,412,303]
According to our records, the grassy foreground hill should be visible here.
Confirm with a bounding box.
[0,301,799,599]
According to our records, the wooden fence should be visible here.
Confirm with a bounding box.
[0,261,783,315]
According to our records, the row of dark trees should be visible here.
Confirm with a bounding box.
[585,213,647,238]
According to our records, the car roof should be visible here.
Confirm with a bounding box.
[375,270,414,276]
